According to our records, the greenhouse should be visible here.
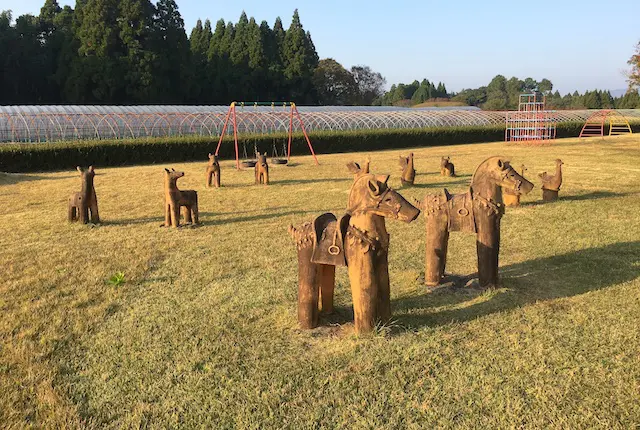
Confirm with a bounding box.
[1,105,639,143]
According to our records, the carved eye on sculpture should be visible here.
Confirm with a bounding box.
[497,159,506,170]
[367,179,381,196]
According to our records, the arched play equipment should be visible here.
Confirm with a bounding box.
[213,102,319,169]
[505,94,557,143]
[578,109,633,138]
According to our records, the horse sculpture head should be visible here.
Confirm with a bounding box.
[347,172,420,222]
[257,152,268,167]
[471,156,534,198]
[164,168,185,184]
[76,166,95,189]
[208,153,219,166]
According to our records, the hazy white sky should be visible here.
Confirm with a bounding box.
[6,0,639,94]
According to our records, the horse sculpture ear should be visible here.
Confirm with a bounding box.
[76,166,83,173]
[367,178,381,196]
[164,168,170,173]
[88,165,94,172]
[346,162,361,174]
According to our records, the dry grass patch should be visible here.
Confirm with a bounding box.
[1,136,639,428]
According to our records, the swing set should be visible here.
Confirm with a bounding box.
[213,102,319,169]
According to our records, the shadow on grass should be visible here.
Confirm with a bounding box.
[270,177,351,186]
[391,241,640,330]
[521,191,631,206]
[0,172,75,184]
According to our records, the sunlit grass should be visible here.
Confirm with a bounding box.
[1,135,639,428]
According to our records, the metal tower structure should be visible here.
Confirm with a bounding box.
[505,93,557,143]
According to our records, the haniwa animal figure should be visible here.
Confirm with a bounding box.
[163,168,199,228]
[206,153,221,188]
[288,161,420,333]
[346,156,370,175]
[502,164,529,207]
[441,156,455,177]
[539,159,564,202]
[68,166,100,224]
[418,156,533,289]
[255,152,269,185]
[399,153,416,186]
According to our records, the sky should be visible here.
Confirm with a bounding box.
[6,0,640,94]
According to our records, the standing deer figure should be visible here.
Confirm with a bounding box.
[163,168,199,228]
[539,159,564,202]
[255,152,269,185]
[399,153,416,186]
[289,160,420,333]
[441,156,455,177]
[205,153,221,188]
[418,157,533,289]
[68,166,100,224]
[502,164,530,207]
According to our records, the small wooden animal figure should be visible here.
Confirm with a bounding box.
[206,153,221,188]
[255,152,269,185]
[163,168,199,228]
[399,153,416,186]
[441,156,455,177]
[68,166,100,224]
[539,159,564,202]
[346,156,370,176]
[502,164,529,207]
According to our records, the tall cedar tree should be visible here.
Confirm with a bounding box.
[282,9,319,103]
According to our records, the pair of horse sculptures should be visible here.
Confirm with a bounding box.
[206,152,270,188]
[396,154,455,187]
[289,155,535,333]
[502,159,564,206]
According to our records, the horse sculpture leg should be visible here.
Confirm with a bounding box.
[475,210,500,288]
[296,245,321,329]
[346,245,378,333]
[89,201,100,223]
[214,171,220,188]
[374,249,391,322]
[425,212,449,286]
[318,265,335,313]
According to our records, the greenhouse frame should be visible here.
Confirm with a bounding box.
[1,105,639,143]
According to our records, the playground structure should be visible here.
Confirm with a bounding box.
[3,105,639,144]
[505,94,557,143]
[212,102,318,169]
[579,110,633,138]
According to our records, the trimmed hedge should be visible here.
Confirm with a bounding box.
[0,121,630,173]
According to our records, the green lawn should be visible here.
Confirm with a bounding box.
[1,136,639,429]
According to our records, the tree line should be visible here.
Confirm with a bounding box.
[0,1,386,105]
[452,75,640,110]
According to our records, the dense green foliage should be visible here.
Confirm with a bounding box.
[375,79,450,106]
[0,121,612,172]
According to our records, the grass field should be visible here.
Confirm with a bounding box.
[1,136,639,428]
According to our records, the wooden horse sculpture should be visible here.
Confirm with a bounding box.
[255,152,269,185]
[399,153,416,186]
[441,156,455,177]
[205,153,221,188]
[347,156,370,175]
[288,162,420,333]
[163,168,199,228]
[418,156,533,289]
[539,159,563,202]
[68,166,100,224]
[502,164,530,207]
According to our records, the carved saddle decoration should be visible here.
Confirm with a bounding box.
[310,213,351,266]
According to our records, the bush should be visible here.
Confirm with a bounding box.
[0,122,630,173]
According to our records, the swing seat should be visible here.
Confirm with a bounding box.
[241,160,257,168]
[271,158,288,165]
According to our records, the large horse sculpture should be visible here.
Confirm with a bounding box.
[418,156,533,289]
[288,161,420,333]
[68,166,100,224]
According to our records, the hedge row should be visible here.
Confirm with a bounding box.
[0,121,630,173]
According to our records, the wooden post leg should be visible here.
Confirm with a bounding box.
[297,245,320,329]
[425,214,449,286]
[375,250,391,322]
[318,265,335,314]
[476,213,500,288]
[347,251,377,334]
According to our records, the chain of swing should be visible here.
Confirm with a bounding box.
[239,102,289,168]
